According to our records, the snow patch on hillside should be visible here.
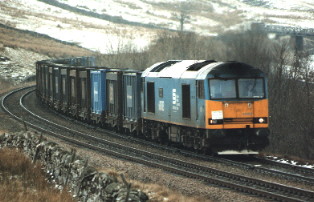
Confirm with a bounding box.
[0,47,50,82]
[0,0,156,54]
[0,0,314,54]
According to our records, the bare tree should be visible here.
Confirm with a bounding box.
[172,2,191,32]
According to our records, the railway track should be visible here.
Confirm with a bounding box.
[254,156,314,177]
[1,86,314,201]
[215,156,314,186]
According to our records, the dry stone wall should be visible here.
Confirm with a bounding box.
[0,131,148,202]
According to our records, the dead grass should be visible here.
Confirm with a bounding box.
[0,148,75,202]
[0,79,35,94]
[130,181,212,202]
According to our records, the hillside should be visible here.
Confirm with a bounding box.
[1,0,314,54]
[0,24,94,83]
[0,0,314,82]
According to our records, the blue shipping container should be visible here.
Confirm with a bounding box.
[91,70,106,114]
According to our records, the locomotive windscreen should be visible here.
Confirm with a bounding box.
[209,78,265,99]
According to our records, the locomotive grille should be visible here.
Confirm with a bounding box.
[224,118,253,123]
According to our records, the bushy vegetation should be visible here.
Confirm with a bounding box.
[0,148,74,202]
[97,30,314,160]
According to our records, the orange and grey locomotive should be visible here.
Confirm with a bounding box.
[141,60,269,154]
[36,57,269,155]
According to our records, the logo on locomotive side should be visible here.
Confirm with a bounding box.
[172,89,180,111]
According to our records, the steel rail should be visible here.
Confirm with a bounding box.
[254,156,314,177]
[1,87,314,201]
[1,87,311,201]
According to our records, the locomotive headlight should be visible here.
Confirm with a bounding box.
[209,119,223,125]
[210,119,217,124]
[253,117,267,124]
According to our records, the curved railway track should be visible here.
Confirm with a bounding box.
[1,86,314,202]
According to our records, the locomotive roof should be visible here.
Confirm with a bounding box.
[142,60,265,79]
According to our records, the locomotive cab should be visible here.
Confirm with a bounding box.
[203,62,270,154]
[141,60,270,155]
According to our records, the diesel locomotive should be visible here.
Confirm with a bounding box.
[36,57,269,155]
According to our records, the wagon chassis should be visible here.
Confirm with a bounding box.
[1,86,314,201]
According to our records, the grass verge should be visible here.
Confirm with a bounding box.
[0,148,75,202]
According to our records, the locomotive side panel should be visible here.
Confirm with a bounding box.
[195,80,206,128]
[141,60,210,145]
[142,77,172,123]
[142,78,200,127]
[169,79,198,127]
